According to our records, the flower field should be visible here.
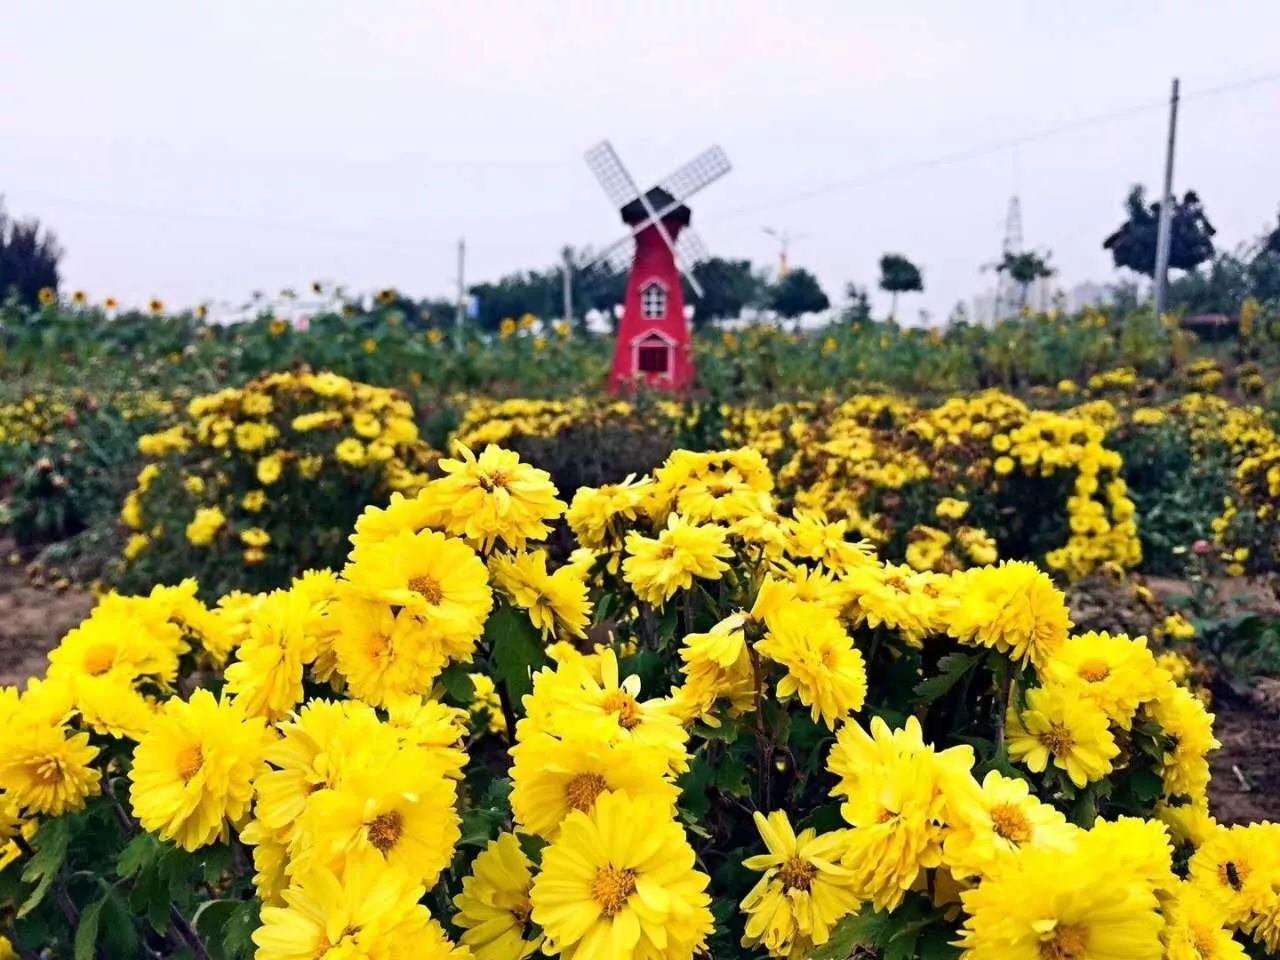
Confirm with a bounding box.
[0,295,1279,958]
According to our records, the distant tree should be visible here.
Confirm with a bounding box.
[686,257,762,326]
[877,253,923,319]
[768,267,830,319]
[994,250,1055,308]
[1266,210,1280,256]
[844,283,872,324]
[1102,185,1216,277]
[0,198,62,307]
[1166,252,1250,315]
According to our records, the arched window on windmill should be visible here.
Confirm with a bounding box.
[640,279,668,320]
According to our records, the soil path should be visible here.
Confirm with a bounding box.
[0,550,93,686]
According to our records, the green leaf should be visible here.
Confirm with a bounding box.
[99,889,139,959]
[1129,767,1164,803]
[913,653,979,705]
[810,907,893,959]
[486,605,546,707]
[117,832,161,879]
[19,817,72,918]
[74,887,107,960]
[678,759,713,821]
[438,663,476,705]
[221,900,260,960]
[517,833,548,865]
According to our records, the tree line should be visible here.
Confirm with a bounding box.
[5,186,1280,327]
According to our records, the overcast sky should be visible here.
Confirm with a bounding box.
[4,1,1279,322]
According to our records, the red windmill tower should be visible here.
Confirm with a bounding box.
[584,140,732,393]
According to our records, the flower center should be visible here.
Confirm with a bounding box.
[366,811,404,854]
[510,897,533,927]
[778,856,817,892]
[1219,859,1247,891]
[565,772,609,812]
[1077,659,1111,683]
[657,543,677,560]
[885,576,910,594]
[1038,722,1075,756]
[176,744,203,783]
[1039,923,1089,960]
[408,575,443,604]
[591,866,637,917]
[989,803,1032,845]
[600,691,641,730]
[82,643,118,677]
[478,471,509,492]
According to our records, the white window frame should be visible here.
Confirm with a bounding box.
[640,280,668,320]
[630,328,677,380]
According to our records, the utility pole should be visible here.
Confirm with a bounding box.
[562,246,574,331]
[454,237,466,349]
[1152,77,1180,324]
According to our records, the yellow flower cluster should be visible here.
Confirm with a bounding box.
[121,371,438,569]
[4,437,1277,959]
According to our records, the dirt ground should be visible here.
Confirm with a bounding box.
[0,548,1276,822]
[0,550,93,686]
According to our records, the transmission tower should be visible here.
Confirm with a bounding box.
[993,195,1023,323]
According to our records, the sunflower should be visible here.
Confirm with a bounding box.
[508,731,678,841]
[942,770,1077,881]
[956,822,1165,960]
[755,602,867,728]
[942,560,1071,670]
[1042,631,1167,728]
[1006,685,1119,788]
[827,716,975,911]
[128,690,273,851]
[622,513,733,607]
[740,810,860,958]
[530,791,713,960]
[0,721,101,816]
[419,442,566,552]
[453,832,543,960]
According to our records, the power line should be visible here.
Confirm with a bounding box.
[717,69,1280,220]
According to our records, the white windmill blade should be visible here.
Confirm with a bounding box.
[656,145,732,206]
[674,230,709,298]
[581,233,637,275]
[584,140,642,209]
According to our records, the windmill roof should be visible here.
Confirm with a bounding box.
[621,187,692,227]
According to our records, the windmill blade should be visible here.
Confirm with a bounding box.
[585,140,642,209]
[582,233,637,275]
[675,229,711,271]
[656,145,731,206]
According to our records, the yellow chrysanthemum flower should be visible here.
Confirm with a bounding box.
[488,548,592,640]
[956,822,1166,960]
[521,648,689,775]
[328,597,451,707]
[942,770,1076,881]
[565,475,653,549]
[453,832,543,960]
[1189,823,1280,929]
[254,859,467,960]
[1148,681,1219,801]
[622,513,733,607]
[1042,631,1167,728]
[419,442,566,551]
[1006,685,1119,788]
[340,527,493,657]
[1162,880,1248,960]
[530,790,713,960]
[508,731,678,841]
[827,715,975,911]
[943,560,1071,670]
[300,766,460,888]
[740,810,860,958]
[755,602,867,728]
[224,589,319,722]
[128,690,273,851]
[0,721,101,816]
[670,614,756,726]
